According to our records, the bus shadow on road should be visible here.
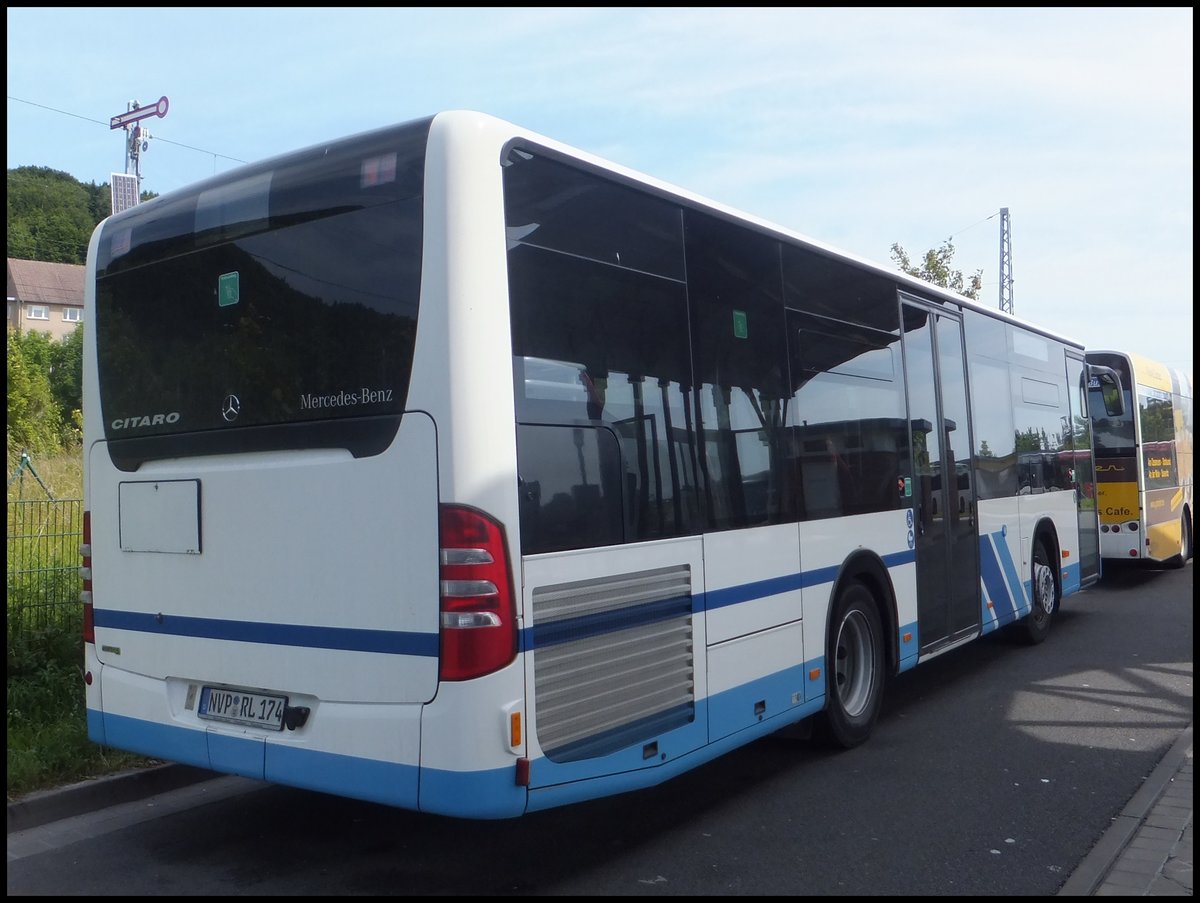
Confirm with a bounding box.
[1091,557,1191,591]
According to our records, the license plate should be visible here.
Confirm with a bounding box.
[198,685,287,731]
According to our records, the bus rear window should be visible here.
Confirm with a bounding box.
[95,120,429,454]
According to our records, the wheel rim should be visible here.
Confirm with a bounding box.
[834,609,876,717]
[1033,556,1055,615]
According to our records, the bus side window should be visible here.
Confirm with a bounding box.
[516,423,626,554]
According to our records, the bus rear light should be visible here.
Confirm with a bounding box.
[441,548,494,566]
[441,611,502,629]
[441,579,499,597]
[82,511,95,645]
[438,505,517,682]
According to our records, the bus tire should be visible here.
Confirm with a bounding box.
[1021,537,1057,645]
[816,580,885,749]
[1166,512,1192,569]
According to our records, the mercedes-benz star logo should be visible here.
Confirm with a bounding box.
[221,394,241,422]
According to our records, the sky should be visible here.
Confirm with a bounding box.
[7,7,1193,375]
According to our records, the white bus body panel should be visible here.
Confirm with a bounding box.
[1018,488,1083,594]
[87,413,440,704]
[409,112,521,523]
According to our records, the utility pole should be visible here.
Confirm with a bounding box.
[998,207,1014,314]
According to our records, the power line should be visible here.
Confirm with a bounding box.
[944,210,1002,243]
[6,95,107,127]
[7,95,248,165]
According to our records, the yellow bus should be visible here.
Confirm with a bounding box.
[1086,350,1194,566]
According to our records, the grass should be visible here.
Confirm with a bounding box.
[6,446,154,801]
[6,446,82,503]
[6,621,152,798]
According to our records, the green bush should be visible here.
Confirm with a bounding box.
[7,332,64,456]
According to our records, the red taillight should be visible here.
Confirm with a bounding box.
[438,505,517,681]
[81,510,94,644]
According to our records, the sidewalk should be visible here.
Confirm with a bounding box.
[1058,725,1193,896]
[9,727,1193,895]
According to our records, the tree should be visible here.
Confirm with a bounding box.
[7,332,64,456]
[48,326,84,426]
[890,238,983,301]
[6,328,82,453]
[7,166,112,264]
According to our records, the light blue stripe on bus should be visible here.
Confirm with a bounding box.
[88,709,529,818]
[1061,562,1081,596]
[526,692,828,814]
[92,609,439,656]
[897,619,919,671]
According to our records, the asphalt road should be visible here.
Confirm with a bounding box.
[7,559,1192,895]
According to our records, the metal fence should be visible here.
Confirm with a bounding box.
[6,497,84,637]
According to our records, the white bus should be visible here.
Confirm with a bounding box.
[1086,350,1194,566]
[82,111,1117,819]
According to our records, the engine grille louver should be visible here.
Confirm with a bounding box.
[532,565,694,762]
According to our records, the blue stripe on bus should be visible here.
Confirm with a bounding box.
[92,609,439,656]
[96,550,917,658]
[704,573,806,609]
[531,594,695,648]
[999,538,1030,616]
[979,532,1019,625]
[518,553,911,652]
[702,549,916,612]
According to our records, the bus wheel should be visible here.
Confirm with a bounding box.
[1021,538,1057,645]
[1166,513,1192,569]
[816,580,884,749]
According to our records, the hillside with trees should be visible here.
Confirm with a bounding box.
[7,166,157,264]
[6,166,113,264]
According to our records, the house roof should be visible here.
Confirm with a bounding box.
[7,258,85,307]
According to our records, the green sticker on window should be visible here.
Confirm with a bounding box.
[732,309,748,339]
[218,272,240,307]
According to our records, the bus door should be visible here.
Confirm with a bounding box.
[1067,351,1101,586]
[901,298,980,652]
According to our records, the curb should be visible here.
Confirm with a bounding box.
[7,763,216,835]
[1057,724,1193,896]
